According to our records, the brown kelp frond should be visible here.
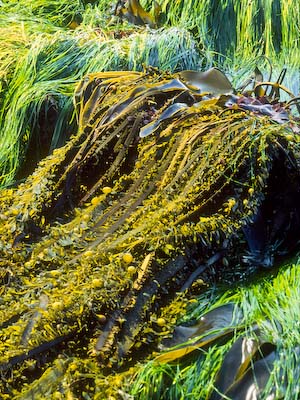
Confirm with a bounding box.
[0,22,203,186]
[179,68,233,94]
[241,66,296,104]
[0,25,203,188]
[115,0,157,28]
[159,308,278,400]
[0,68,300,397]
[132,263,300,400]
[155,303,243,364]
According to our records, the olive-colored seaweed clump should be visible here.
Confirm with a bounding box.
[0,68,300,398]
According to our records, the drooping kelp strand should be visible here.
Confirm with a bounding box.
[0,68,300,397]
[0,23,202,188]
[2,0,299,191]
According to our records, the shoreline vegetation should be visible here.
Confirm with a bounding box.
[0,1,300,398]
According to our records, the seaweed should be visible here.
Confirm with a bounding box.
[0,67,300,397]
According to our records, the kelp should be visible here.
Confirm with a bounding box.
[2,0,299,189]
[0,22,202,188]
[0,68,300,397]
[0,1,300,398]
[131,262,300,399]
[116,0,158,28]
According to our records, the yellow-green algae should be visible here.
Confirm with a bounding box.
[0,69,299,398]
[2,0,300,190]
[130,262,300,399]
[0,1,299,398]
[0,21,202,188]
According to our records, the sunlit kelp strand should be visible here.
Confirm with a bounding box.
[3,0,299,190]
[0,68,299,397]
[0,1,299,398]
[0,25,202,188]
[224,55,300,104]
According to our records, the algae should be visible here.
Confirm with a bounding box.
[0,68,299,398]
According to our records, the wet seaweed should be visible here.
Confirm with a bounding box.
[0,67,299,397]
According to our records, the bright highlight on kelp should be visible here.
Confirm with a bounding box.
[0,1,300,398]
[2,0,299,189]
[0,22,202,188]
[0,66,299,398]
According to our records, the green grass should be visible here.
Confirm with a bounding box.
[129,260,300,399]
[0,20,202,187]
[1,0,299,187]
[0,0,85,27]
[140,0,300,63]
[0,1,300,399]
